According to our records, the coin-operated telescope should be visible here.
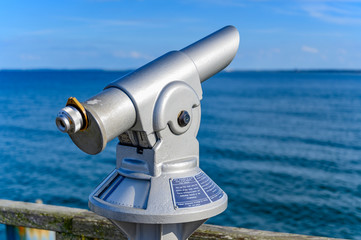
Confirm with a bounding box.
[56,25,239,240]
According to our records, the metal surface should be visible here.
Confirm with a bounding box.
[111,219,207,240]
[69,88,136,155]
[181,25,239,83]
[56,106,83,134]
[56,25,240,240]
[90,167,227,223]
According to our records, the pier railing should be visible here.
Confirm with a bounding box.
[0,199,343,240]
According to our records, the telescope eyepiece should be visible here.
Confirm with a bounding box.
[56,115,70,133]
[56,106,84,134]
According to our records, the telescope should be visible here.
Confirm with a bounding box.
[56,25,239,240]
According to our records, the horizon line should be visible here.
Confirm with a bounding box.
[1,68,361,73]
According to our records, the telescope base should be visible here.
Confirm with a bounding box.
[110,219,207,240]
[89,166,227,240]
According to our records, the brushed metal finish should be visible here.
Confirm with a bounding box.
[70,88,136,155]
[56,106,83,134]
[181,25,239,82]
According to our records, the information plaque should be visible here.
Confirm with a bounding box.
[170,172,224,208]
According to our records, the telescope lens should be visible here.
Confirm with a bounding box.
[56,115,71,133]
[55,106,84,134]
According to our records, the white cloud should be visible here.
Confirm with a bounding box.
[113,50,153,60]
[302,46,319,53]
[64,16,200,29]
[300,0,361,2]
[302,3,361,25]
[250,28,284,34]
[129,51,143,59]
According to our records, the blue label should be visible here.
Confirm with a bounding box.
[170,172,224,208]
[195,172,224,202]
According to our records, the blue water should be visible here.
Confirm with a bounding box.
[0,70,361,239]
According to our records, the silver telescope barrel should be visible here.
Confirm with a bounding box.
[56,25,239,154]
[181,25,239,83]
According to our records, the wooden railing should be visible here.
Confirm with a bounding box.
[0,200,343,240]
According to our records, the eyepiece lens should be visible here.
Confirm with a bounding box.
[56,115,70,133]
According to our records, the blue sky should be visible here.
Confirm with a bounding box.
[1,0,361,70]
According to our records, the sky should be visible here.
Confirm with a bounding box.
[1,0,361,70]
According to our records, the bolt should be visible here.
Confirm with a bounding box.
[177,110,190,127]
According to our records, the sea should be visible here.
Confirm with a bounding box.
[0,70,360,239]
